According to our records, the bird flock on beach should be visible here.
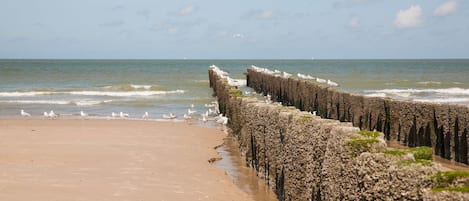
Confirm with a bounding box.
[18,100,229,126]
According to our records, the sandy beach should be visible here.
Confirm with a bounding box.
[0,119,253,201]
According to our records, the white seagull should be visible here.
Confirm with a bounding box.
[142,112,149,119]
[162,113,176,119]
[316,78,326,83]
[20,109,31,117]
[43,112,50,117]
[112,112,118,117]
[120,112,129,118]
[327,79,339,87]
[49,110,57,118]
[188,108,197,115]
[183,114,192,119]
[80,111,88,117]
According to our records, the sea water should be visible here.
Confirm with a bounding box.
[1,59,468,119]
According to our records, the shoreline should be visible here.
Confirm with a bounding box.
[0,119,253,201]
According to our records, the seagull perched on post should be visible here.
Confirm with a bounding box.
[20,109,31,117]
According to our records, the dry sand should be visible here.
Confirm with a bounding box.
[0,119,253,201]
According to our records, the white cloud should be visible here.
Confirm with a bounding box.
[179,5,194,16]
[233,33,245,39]
[433,0,457,16]
[348,17,360,28]
[394,5,422,29]
[260,10,274,19]
[242,9,277,20]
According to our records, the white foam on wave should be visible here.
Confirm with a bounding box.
[130,84,152,90]
[416,81,442,85]
[69,90,185,97]
[413,97,469,104]
[364,93,387,98]
[0,99,113,106]
[364,88,469,95]
[73,100,113,106]
[0,100,71,105]
[0,90,185,97]
[0,92,53,97]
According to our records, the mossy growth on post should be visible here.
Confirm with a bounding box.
[229,89,243,98]
[346,130,380,157]
[431,171,469,193]
[383,146,433,166]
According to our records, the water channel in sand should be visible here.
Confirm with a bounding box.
[213,136,278,201]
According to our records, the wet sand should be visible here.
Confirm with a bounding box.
[0,119,253,201]
[213,136,278,201]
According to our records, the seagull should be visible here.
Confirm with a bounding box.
[162,113,176,119]
[111,112,118,117]
[142,112,149,119]
[120,112,129,118]
[282,72,292,78]
[43,112,49,117]
[327,79,339,87]
[216,116,228,125]
[80,111,88,117]
[183,114,192,119]
[20,109,31,117]
[297,73,307,79]
[316,78,326,83]
[188,108,197,115]
[49,110,57,118]
[202,115,207,122]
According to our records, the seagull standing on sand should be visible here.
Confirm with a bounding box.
[202,115,207,122]
[80,111,88,118]
[44,112,50,117]
[20,109,31,117]
[188,108,197,115]
[49,110,57,118]
[120,112,129,118]
[162,113,176,119]
[183,114,192,119]
[142,112,149,119]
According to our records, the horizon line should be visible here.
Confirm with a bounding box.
[1,57,469,60]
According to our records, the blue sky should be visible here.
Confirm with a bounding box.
[1,0,468,59]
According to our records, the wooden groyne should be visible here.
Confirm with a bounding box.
[246,67,469,165]
[209,66,469,201]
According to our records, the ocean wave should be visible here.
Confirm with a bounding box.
[416,81,442,85]
[0,99,113,106]
[101,84,161,91]
[364,88,469,95]
[0,90,185,97]
[73,100,113,106]
[0,100,71,105]
[364,93,387,98]
[413,98,469,103]
[0,92,54,97]
[69,90,185,97]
